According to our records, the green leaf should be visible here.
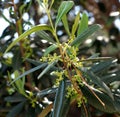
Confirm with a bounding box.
[44,44,58,56]
[114,95,120,112]
[80,57,112,62]
[5,95,26,103]
[37,87,57,98]
[102,71,120,84]
[71,12,80,37]
[12,49,22,70]
[10,63,47,85]
[55,1,74,28]
[7,102,25,117]
[5,24,53,53]
[26,58,42,66]
[13,70,25,94]
[19,3,27,15]
[37,60,57,79]
[36,30,55,43]
[81,86,117,113]
[90,59,116,73]
[52,80,69,117]
[71,24,101,47]
[62,14,70,36]
[77,13,88,36]
[86,71,114,100]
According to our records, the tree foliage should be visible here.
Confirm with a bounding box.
[0,0,120,117]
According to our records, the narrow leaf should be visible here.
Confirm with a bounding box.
[77,13,88,36]
[82,86,117,113]
[7,102,25,117]
[80,57,112,62]
[62,15,70,36]
[102,71,120,84]
[90,59,116,73]
[26,58,42,66]
[44,44,58,56]
[5,95,26,103]
[71,24,101,47]
[36,30,55,43]
[37,61,57,79]
[87,71,114,100]
[37,87,57,98]
[71,12,80,37]
[5,24,53,53]
[52,80,65,117]
[10,63,47,85]
[55,1,74,28]
[14,70,25,93]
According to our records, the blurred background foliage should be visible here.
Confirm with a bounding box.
[0,0,120,117]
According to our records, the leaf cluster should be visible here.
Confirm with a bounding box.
[0,0,120,117]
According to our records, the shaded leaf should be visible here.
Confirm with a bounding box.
[71,24,101,47]
[114,93,120,112]
[86,71,114,100]
[26,58,42,66]
[37,87,57,98]
[37,61,57,79]
[10,63,47,85]
[81,104,91,117]
[55,1,74,28]
[81,86,117,113]
[7,102,25,117]
[5,95,26,103]
[12,49,22,70]
[0,25,15,39]
[36,30,55,43]
[90,59,117,73]
[52,80,66,117]
[102,71,120,84]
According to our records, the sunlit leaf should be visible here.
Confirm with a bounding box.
[55,1,74,28]
[5,24,53,53]
[62,14,70,36]
[14,70,25,93]
[19,3,27,16]
[80,57,112,62]
[71,12,80,37]
[77,13,88,36]
[44,44,58,56]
